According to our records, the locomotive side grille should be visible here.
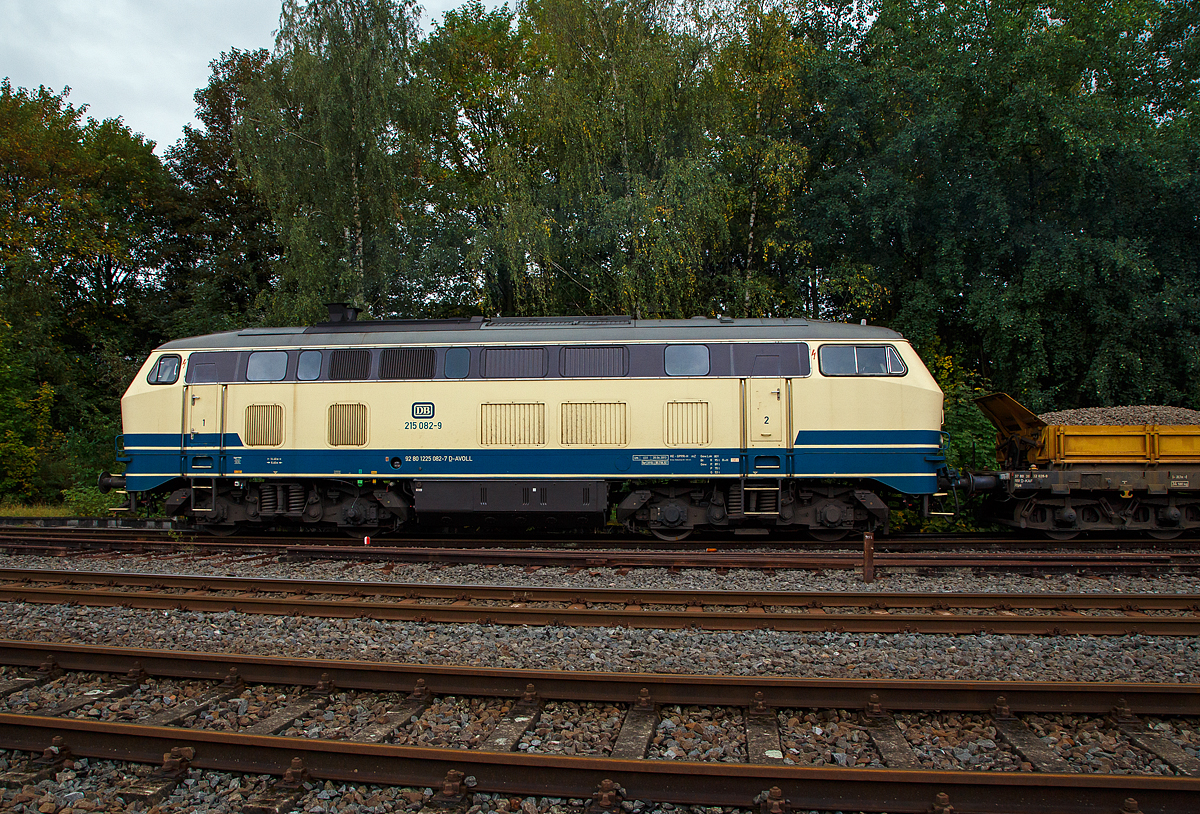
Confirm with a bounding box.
[329,349,371,380]
[561,402,627,446]
[560,346,628,377]
[328,403,368,446]
[481,347,548,378]
[245,404,284,447]
[380,347,436,379]
[481,403,545,445]
[665,401,710,445]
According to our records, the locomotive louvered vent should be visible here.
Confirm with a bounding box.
[486,316,632,327]
[481,403,545,445]
[561,402,628,446]
[328,403,368,446]
[481,347,548,378]
[560,346,628,377]
[666,401,710,445]
[329,349,371,380]
[380,347,436,379]
[245,404,284,446]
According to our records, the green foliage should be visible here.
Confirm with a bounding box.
[0,81,174,504]
[164,49,281,334]
[236,0,432,322]
[61,483,126,517]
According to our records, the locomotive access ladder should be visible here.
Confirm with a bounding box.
[734,478,783,517]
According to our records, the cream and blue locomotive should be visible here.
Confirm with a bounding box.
[102,309,946,538]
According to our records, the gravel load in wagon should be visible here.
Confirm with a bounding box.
[1038,406,1200,426]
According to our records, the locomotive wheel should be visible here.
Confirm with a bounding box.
[1043,529,1081,541]
[197,523,242,537]
[651,527,693,541]
[1148,529,1184,540]
[809,529,849,542]
[344,527,383,540]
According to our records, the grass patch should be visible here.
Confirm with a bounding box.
[0,503,76,518]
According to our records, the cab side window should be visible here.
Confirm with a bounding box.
[818,345,907,376]
[146,354,181,385]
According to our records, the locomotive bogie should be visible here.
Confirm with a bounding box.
[114,316,947,535]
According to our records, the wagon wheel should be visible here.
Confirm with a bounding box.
[650,527,692,542]
[808,529,849,542]
[1147,529,1184,540]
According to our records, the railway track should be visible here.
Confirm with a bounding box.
[2,568,1199,635]
[0,641,1197,813]
[1,523,1198,551]
[4,531,1200,575]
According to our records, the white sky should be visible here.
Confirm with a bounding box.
[0,0,494,154]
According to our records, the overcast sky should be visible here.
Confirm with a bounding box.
[0,0,488,154]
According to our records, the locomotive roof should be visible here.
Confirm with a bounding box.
[157,316,903,351]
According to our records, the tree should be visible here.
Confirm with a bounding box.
[494,0,731,317]
[0,80,175,500]
[792,0,1200,409]
[164,49,281,335]
[419,1,526,315]
[237,0,431,323]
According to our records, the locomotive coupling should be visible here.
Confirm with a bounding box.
[97,472,126,494]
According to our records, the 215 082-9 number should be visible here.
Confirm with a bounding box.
[404,421,442,430]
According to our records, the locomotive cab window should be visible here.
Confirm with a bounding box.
[146,354,181,385]
[818,344,907,376]
[664,344,710,376]
[247,351,289,382]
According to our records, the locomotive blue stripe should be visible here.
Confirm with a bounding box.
[122,433,943,495]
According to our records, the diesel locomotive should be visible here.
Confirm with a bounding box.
[101,308,948,537]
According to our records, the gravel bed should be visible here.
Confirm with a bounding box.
[180,684,314,731]
[777,709,883,767]
[8,552,1200,596]
[3,602,1199,682]
[895,712,1026,771]
[517,701,625,755]
[1023,713,1177,774]
[389,695,513,748]
[1039,405,1200,425]
[279,689,411,740]
[647,705,745,762]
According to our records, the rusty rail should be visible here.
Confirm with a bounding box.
[1,715,1194,813]
[2,569,1198,634]
[0,642,1198,812]
[3,640,1199,714]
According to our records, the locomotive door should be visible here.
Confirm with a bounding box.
[743,354,789,480]
[183,384,226,476]
[745,355,784,447]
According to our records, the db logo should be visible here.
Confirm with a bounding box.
[411,402,435,419]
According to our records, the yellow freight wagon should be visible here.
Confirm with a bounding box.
[973,393,1200,537]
